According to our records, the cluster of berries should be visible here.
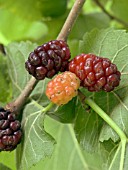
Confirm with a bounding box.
[0,108,22,151]
[25,40,121,105]
[1,40,121,152]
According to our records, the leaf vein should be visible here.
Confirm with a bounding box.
[112,92,128,112]
[98,30,112,56]
[112,45,128,63]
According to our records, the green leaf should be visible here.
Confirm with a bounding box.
[50,97,77,123]
[111,0,128,23]
[0,0,41,20]
[41,0,67,17]
[16,101,55,170]
[69,13,110,40]
[107,144,122,170]
[30,115,104,170]
[0,9,47,45]
[79,28,128,142]
[41,115,100,170]
[5,41,37,99]
[0,151,16,170]
[68,39,80,58]
[43,14,66,42]
[74,98,103,152]
[81,150,103,170]
[5,41,48,100]
[0,0,67,20]
[99,139,117,169]
[100,140,128,170]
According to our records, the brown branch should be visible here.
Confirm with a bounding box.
[6,0,86,114]
[6,77,38,114]
[94,0,128,27]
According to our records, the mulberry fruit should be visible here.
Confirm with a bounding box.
[68,54,121,92]
[46,71,80,105]
[0,108,22,151]
[25,40,71,80]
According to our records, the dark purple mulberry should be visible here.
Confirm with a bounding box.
[0,108,22,151]
[25,40,71,80]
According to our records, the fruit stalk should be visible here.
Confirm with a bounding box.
[6,0,86,114]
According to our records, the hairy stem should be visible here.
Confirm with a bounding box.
[94,0,128,27]
[6,0,86,114]
[57,0,86,41]
[85,97,127,140]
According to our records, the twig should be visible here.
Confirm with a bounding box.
[6,77,38,114]
[57,0,86,41]
[6,0,86,114]
[94,0,128,27]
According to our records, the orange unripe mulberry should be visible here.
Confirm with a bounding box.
[46,71,80,105]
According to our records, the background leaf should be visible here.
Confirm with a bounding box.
[111,0,128,23]
[74,98,103,152]
[0,0,67,20]
[0,151,16,170]
[0,163,12,170]
[0,9,47,45]
[69,13,110,40]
